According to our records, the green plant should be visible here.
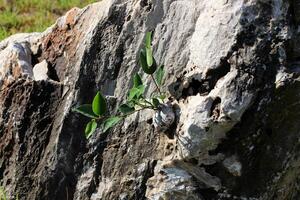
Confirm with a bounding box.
[0,0,97,41]
[73,31,167,138]
[0,187,7,200]
[0,187,18,200]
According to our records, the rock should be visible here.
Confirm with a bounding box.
[33,60,49,81]
[222,155,242,177]
[146,161,203,200]
[0,0,300,200]
[153,103,175,132]
[0,42,34,86]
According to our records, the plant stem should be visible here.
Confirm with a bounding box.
[96,105,156,122]
[134,99,152,108]
[151,74,162,95]
[143,98,154,107]
[119,106,155,118]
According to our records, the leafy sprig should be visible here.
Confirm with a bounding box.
[73,31,166,138]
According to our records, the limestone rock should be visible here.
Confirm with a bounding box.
[0,0,300,200]
[153,103,175,132]
[33,60,49,81]
[0,42,34,85]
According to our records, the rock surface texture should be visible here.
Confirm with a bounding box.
[1,0,300,199]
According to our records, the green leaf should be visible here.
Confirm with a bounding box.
[146,47,153,67]
[85,120,97,139]
[72,104,98,118]
[139,49,148,72]
[158,93,167,101]
[92,92,107,116]
[128,88,140,101]
[139,49,157,74]
[126,100,136,108]
[145,31,152,49]
[128,85,145,101]
[133,73,143,88]
[102,116,123,133]
[152,98,160,108]
[155,65,165,86]
[119,104,135,114]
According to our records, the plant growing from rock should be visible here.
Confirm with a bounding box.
[0,187,6,200]
[73,32,174,138]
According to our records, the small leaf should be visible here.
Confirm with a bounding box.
[155,65,165,86]
[85,120,97,139]
[92,92,107,116]
[128,85,145,101]
[145,31,152,49]
[72,104,98,118]
[136,85,145,99]
[102,116,123,133]
[139,49,149,72]
[146,47,153,67]
[128,88,139,101]
[133,73,143,88]
[119,104,135,114]
[139,49,157,74]
[152,98,160,108]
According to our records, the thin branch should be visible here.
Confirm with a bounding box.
[119,106,155,118]
[142,98,154,107]
[151,74,162,95]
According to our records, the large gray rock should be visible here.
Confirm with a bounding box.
[0,0,300,200]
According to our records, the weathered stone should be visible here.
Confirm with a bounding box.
[0,42,33,86]
[0,0,300,200]
[33,60,49,81]
[153,103,175,132]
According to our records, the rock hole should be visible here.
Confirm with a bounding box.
[48,64,60,82]
[164,142,175,156]
[168,77,182,99]
[46,40,52,49]
[210,97,221,121]
[181,78,208,98]
[66,24,71,31]
[169,59,230,100]
[146,118,153,125]
[140,0,148,8]
[31,55,40,67]
[140,0,152,11]
[31,47,42,67]
[189,158,198,165]
[198,188,218,199]
[206,59,231,88]
[265,128,272,137]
